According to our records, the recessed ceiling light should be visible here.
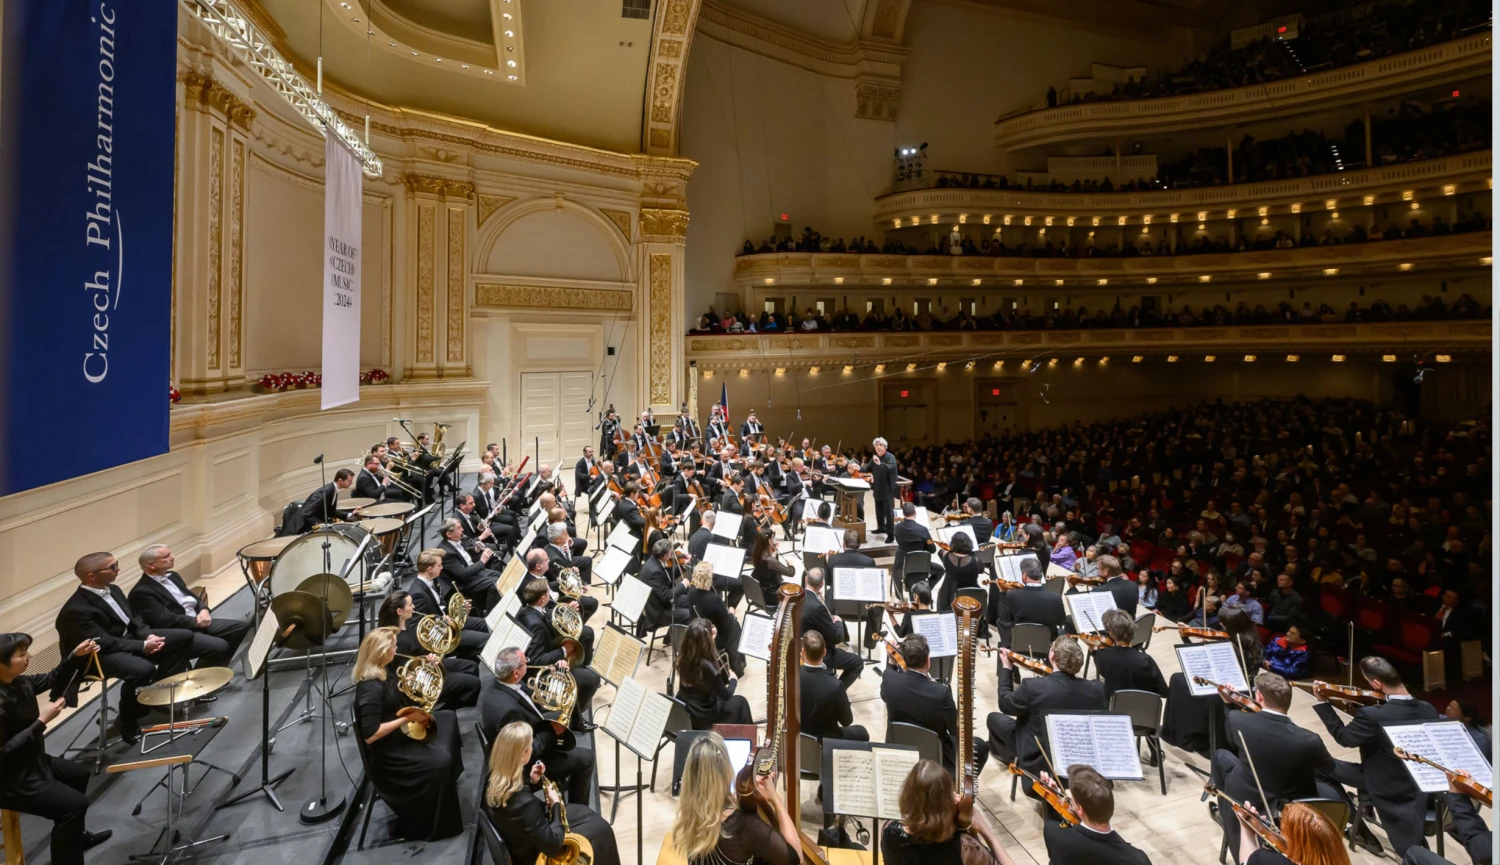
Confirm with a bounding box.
[506,46,515,51]
[434,58,442,62]
[486,69,494,75]
[351,17,360,22]
[339,1,350,7]
[462,64,470,69]
[507,60,517,67]
[388,42,397,47]
[503,12,512,19]
[411,51,419,56]
[507,74,517,80]
[505,30,515,37]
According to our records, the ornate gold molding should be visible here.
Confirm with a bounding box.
[601,209,633,240]
[416,204,436,363]
[855,82,901,121]
[648,254,673,405]
[229,139,245,370]
[639,208,689,240]
[207,127,223,371]
[403,174,476,199]
[476,193,516,226]
[179,71,257,130]
[446,206,465,364]
[643,0,703,155]
[474,284,633,312]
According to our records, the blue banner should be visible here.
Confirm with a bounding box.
[0,0,176,495]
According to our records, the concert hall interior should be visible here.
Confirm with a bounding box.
[0,2,1494,865]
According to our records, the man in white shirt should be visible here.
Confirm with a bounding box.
[128,545,251,682]
[477,646,594,804]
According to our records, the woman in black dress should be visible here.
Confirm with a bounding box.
[484,720,620,865]
[935,532,980,614]
[881,759,1011,865]
[0,633,111,865]
[675,618,751,728]
[750,531,794,605]
[351,627,465,841]
[685,562,745,676]
[376,592,480,709]
[1153,575,1191,621]
[671,733,798,865]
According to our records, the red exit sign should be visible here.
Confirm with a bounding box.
[899,390,909,398]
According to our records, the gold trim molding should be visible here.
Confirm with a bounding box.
[207,127,223,371]
[601,209,633,240]
[404,174,476,199]
[640,208,689,240]
[643,0,704,155]
[648,254,673,404]
[229,139,245,370]
[476,194,516,226]
[416,204,436,363]
[475,284,633,312]
[179,71,257,130]
[446,206,466,364]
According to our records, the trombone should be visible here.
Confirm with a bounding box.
[376,461,422,499]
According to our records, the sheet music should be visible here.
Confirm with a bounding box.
[485,590,522,631]
[246,609,281,680]
[1045,562,1076,580]
[738,611,775,662]
[803,526,846,556]
[832,568,887,603]
[1175,642,1250,696]
[896,506,930,525]
[497,556,527,598]
[712,510,744,541]
[874,747,921,820]
[994,552,1037,584]
[831,477,871,490]
[936,524,977,548]
[703,543,747,579]
[515,525,539,558]
[594,546,633,587]
[627,689,672,757]
[1045,714,1144,780]
[831,750,877,818]
[1066,590,1118,633]
[911,612,957,658]
[1385,722,1494,793]
[612,575,651,624]
[604,676,645,742]
[480,617,532,676]
[530,510,547,532]
[606,520,639,554]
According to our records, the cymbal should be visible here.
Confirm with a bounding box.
[337,497,376,510]
[137,667,234,706]
[296,574,354,631]
[359,502,415,518]
[269,590,332,650]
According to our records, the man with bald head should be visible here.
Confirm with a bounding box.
[55,552,195,743]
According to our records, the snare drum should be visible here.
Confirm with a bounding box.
[238,536,299,588]
[361,517,405,559]
[359,502,415,519]
[268,525,378,597]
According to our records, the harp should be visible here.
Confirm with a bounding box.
[953,594,984,831]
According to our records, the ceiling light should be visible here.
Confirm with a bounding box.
[874,364,885,372]
[1073,357,1084,365]
[1290,203,1301,213]
[339,1,349,7]
[1066,217,1076,226]
[505,30,515,37]
[1169,213,1179,223]
[972,278,981,286]
[1331,355,1346,362]
[906,363,917,371]
[881,277,892,285]
[936,362,947,371]
[1197,211,1207,221]
[1091,217,1100,226]
[983,214,992,224]
[1131,356,1143,363]
[1443,184,1456,196]
[1402,190,1414,201]
[434,58,442,62]
[1286,354,1299,362]
[1097,278,1108,286]
[774,368,785,376]
[893,218,902,228]
[927,278,938,285]
[1243,354,1255,362]
[1145,277,1157,284]
[1044,216,1053,227]
[965,361,975,370]
[1198,275,1212,282]
[389,42,397,47]
[507,60,518,67]
[1197,223,1205,230]
[1048,358,1058,366]
[1325,199,1337,210]
[1410,201,1420,210]
[1258,206,1269,217]
[1023,216,1032,226]
[1117,216,1127,226]
[1226,209,1237,219]
[503,12,512,18]
[1363,195,1375,205]
[507,46,515,52]
[1331,212,1339,219]
[462,64,470,69]
[834,277,844,284]
[1204,355,1216,363]
[1481,257,1494,265]
[1054,279,1064,286]
[1323,268,1339,276]
[958,214,968,224]
[763,278,774,285]
[1013,279,1023,286]
[486,69,495,74]
[1398,263,1413,271]
[411,51,419,56]
[1257,272,1271,279]
[1382,355,1397,362]
[1435,355,1452,363]
[1261,218,1269,225]
[739,368,748,376]
[808,366,819,374]
[843,366,853,373]
[507,74,516,80]
[1166,355,1178,363]
[994,360,1004,367]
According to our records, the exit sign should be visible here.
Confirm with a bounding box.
[991,388,1001,396]
[899,390,909,398]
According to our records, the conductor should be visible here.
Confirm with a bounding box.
[863,437,899,539]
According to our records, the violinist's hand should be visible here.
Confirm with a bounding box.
[1448,769,1476,796]
[997,647,1014,670]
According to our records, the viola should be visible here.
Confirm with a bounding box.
[1006,764,1080,826]
[1066,573,1106,586]
[877,630,907,671]
[1076,633,1125,650]
[1192,676,1261,712]
[1393,748,1493,807]
[1153,624,1230,641]
[1291,680,1386,709]
[1203,785,1288,855]
[985,646,1053,675]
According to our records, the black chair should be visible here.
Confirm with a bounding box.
[742,575,771,616]
[1132,613,1155,649]
[900,552,932,593]
[466,723,496,865]
[1110,690,1166,794]
[652,696,695,794]
[885,722,942,766]
[477,807,514,865]
[666,623,689,693]
[352,704,387,851]
[1011,623,1053,660]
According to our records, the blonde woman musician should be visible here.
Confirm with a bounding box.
[483,721,620,865]
[671,733,798,865]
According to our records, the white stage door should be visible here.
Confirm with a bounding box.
[519,371,593,469]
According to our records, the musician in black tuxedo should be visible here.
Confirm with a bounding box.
[864,437,899,538]
[1089,610,1166,700]
[1041,766,1150,865]
[474,473,520,551]
[879,634,981,776]
[892,502,938,590]
[800,632,866,743]
[574,446,599,495]
[739,411,764,445]
[436,519,501,615]
[986,635,1105,789]
[718,474,746,515]
[541,525,600,622]
[637,540,687,638]
[687,512,717,561]
[801,569,862,689]
[1091,555,1138,617]
[825,531,876,603]
[453,495,500,552]
[479,646,594,805]
[803,500,833,531]
[996,556,1067,650]
[54,552,195,742]
[129,544,250,675]
[1312,656,1440,858]
[353,455,395,502]
[407,550,490,661]
[704,447,736,498]
[279,468,355,535]
[1212,671,1339,860]
[959,497,993,543]
[515,580,599,731]
[613,486,648,538]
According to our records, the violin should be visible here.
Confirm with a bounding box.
[864,601,917,613]
[1393,748,1493,807]
[1065,573,1106,586]
[1203,785,1289,855]
[1076,633,1125,650]
[978,576,1026,591]
[1192,676,1261,713]
[1290,680,1386,710]
[1006,764,1080,826]
[877,630,907,671]
[1153,624,1230,641]
[986,646,1053,675]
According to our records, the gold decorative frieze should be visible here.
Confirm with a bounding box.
[446,206,465,364]
[854,81,901,121]
[179,71,256,129]
[403,174,476,199]
[640,208,690,239]
[829,336,876,349]
[660,38,684,58]
[644,0,703,155]
[207,126,223,370]
[416,204,435,363]
[476,194,516,226]
[649,254,673,405]
[601,209,633,240]
[229,139,245,369]
[663,0,693,34]
[475,284,633,312]
[650,64,681,124]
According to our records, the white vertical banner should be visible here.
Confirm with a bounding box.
[321,137,362,409]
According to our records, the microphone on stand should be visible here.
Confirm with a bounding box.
[312,454,324,465]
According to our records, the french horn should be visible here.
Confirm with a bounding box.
[557,567,586,600]
[446,590,471,630]
[528,666,579,729]
[416,610,461,657]
[550,601,585,667]
[536,777,593,865]
[396,655,444,740]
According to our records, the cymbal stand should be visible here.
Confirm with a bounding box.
[130,680,238,816]
[126,757,230,865]
[219,623,298,812]
[301,551,347,824]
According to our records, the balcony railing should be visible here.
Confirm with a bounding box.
[732,232,1492,289]
[993,33,1492,151]
[874,152,1492,224]
[684,321,1491,368]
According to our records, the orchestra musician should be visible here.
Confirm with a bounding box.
[674,618,751,727]
[0,633,112,865]
[670,459,705,531]
[515,580,599,731]
[804,500,834,532]
[574,446,600,495]
[750,532,795,605]
[799,632,867,743]
[354,454,397,502]
[479,646,595,805]
[1233,801,1350,865]
[278,467,355,536]
[543,522,594,587]
[893,504,938,592]
[685,562,744,676]
[864,437,900,539]
[453,494,500,552]
[934,532,980,616]
[882,759,1011,865]
[474,473,520,551]
[587,460,615,498]
[1040,766,1150,865]
[705,446,736,499]
[671,733,799,865]
[55,552,195,744]
[1089,610,1167,700]
[599,406,622,458]
[407,549,491,662]
[738,410,764,448]
[674,405,700,443]
[780,457,809,536]
[1312,656,1440,858]
[483,721,621,865]
[879,634,969,776]
[801,568,863,689]
[825,529,876,601]
[1071,555,1136,617]
[659,438,680,482]
[376,592,479,710]
[436,519,502,616]
[986,635,1104,798]
[351,627,465,841]
[688,510,717,561]
[956,497,993,544]
[995,557,1066,649]
[638,539,688,639]
[129,544,251,681]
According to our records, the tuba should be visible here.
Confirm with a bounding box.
[396,655,444,739]
[556,567,586,600]
[550,602,585,667]
[528,666,579,729]
[431,423,451,458]
[535,778,594,865]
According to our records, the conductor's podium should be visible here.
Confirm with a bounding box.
[656,833,876,865]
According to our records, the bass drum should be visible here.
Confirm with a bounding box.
[268,525,377,598]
